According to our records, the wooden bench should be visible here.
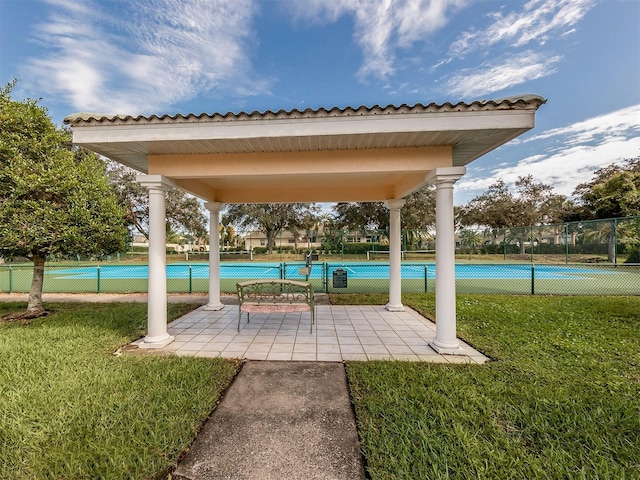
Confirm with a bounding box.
[236,279,315,333]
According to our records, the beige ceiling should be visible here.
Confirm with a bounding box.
[65,96,546,203]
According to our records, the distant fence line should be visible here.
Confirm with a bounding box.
[2,215,636,265]
[240,215,640,264]
[1,262,638,296]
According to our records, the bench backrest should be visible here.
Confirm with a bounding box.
[237,280,314,305]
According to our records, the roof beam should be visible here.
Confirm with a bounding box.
[148,147,452,178]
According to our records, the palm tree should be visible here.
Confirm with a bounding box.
[458,229,484,260]
[580,220,617,263]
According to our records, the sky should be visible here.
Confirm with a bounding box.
[1,0,639,206]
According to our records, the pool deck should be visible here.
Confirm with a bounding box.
[132,299,489,363]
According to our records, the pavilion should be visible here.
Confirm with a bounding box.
[65,95,545,354]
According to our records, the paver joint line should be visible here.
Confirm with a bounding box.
[153,304,488,363]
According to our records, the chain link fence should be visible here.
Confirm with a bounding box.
[1,261,638,296]
[1,215,638,296]
[457,216,640,265]
[239,216,640,264]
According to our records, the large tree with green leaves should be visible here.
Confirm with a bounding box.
[222,203,319,253]
[0,81,127,318]
[333,187,436,231]
[573,158,640,262]
[458,175,568,254]
[106,162,208,243]
[573,158,640,219]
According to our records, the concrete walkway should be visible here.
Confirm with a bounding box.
[173,361,366,480]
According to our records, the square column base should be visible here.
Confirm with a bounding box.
[204,303,225,311]
[385,303,405,312]
[139,335,175,349]
[429,339,465,355]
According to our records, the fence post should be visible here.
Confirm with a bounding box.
[503,231,507,260]
[424,264,428,293]
[531,264,535,295]
[565,223,569,265]
[188,265,193,293]
[97,265,101,294]
[530,226,534,263]
[279,263,284,280]
[613,218,618,265]
[324,263,329,294]
[8,265,12,294]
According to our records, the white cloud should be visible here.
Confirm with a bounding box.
[442,51,561,98]
[524,104,640,146]
[291,0,466,81]
[22,0,265,114]
[434,0,595,97]
[447,0,595,60]
[455,104,640,199]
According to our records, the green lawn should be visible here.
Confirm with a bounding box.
[2,296,639,479]
[0,302,239,480]
[337,294,640,479]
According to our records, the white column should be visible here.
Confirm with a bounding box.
[136,174,175,349]
[384,199,406,312]
[204,202,224,311]
[426,167,466,354]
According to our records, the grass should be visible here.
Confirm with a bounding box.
[338,293,640,480]
[2,294,639,479]
[0,302,239,480]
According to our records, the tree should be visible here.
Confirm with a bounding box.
[106,162,208,243]
[333,201,389,231]
[219,223,238,249]
[288,206,321,251]
[222,203,319,253]
[0,81,127,318]
[574,158,640,219]
[458,175,567,254]
[458,229,484,260]
[573,158,640,262]
[333,187,436,231]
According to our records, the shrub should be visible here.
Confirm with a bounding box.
[624,245,640,264]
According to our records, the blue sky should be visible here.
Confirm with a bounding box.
[1,0,639,205]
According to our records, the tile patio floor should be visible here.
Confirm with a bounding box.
[140,304,489,363]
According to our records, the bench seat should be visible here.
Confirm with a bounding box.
[236,279,315,332]
[240,303,312,314]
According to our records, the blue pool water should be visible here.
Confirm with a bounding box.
[49,263,610,280]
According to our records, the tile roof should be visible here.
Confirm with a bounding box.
[64,94,546,125]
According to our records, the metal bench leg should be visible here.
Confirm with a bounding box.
[238,311,250,331]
